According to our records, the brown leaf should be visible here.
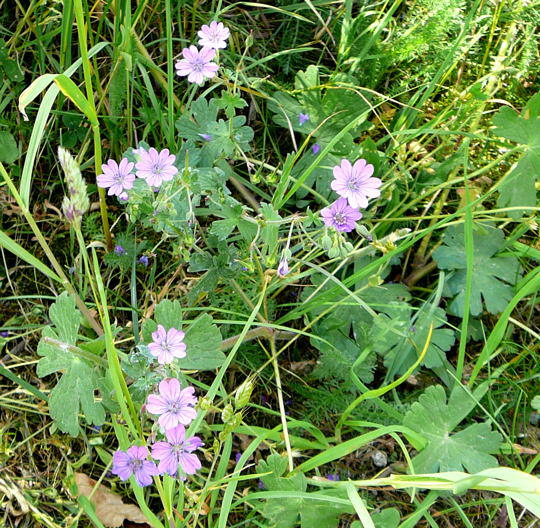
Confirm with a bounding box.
[74,472,149,527]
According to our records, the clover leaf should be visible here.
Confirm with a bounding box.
[403,385,502,473]
[492,93,540,218]
[37,293,105,436]
[433,224,521,317]
[256,454,353,528]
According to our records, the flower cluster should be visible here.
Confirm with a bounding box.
[97,147,178,200]
[321,159,382,232]
[58,147,90,226]
[111,331,203,486]
[175,21,230,85]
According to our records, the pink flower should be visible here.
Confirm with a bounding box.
[197,21,230,49]
[112,445,159,487]
[330,159,382,209]
[135,148,178,188]
[146,378,197,430]
[148,325,187,365]
[175,46,219,85]
[97,158,135,197]
[320,197,362,232]
[151,425,203,477]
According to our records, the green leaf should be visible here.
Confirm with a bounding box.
[256,454,354,528]
[176,96,254,165]
[215,90,247,119]
[187,243,239,303]
[403,385,502,473]
[352,508,400,528]
[492,93,540,218]
[370,302,455,376]
[0,131,19,163]
[181,314,224,370]
[260,203,282,258]
[209,199,257,241]
[433,224,521,316]
[312,329,375,389]
[36,293,105,436]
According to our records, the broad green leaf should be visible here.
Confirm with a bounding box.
[256,454,353,528]
[492,92,540,218]
[0,131,19,163]
[403,385,502,473]
[181,314,224,370]
[36,293,105,436]
[433,224,521,316]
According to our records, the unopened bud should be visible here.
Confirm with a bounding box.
[221,403,235,424]
[234,380,254,409]
[321,235,332,250]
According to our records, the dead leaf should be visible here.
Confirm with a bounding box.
[288,360,316,374]
[75,472,149,527]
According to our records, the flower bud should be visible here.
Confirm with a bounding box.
[221,403,235,424]
[277,258,289,278]
[321,235,332,250]
[234,380,254,409]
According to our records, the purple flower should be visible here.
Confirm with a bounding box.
[326,473,340,481]
[97,158,135,197]
[114,244,126,255]
[331,159,382,209]
[197,21,230,50]
[139,255,149,266]
[151,425,203,477]
[312,143,320,155]
[175,46,219,85]
[119,192,129,201]
[135,148,178,188]
[148,325,187,365]
[299,113,309,125]
[198,133,212,141]
[112,445,159,487]
[277,258,289,277]
[235,452,242,464]
[0,331,9,338]
[320,197,362,232]
[146,378,197,430]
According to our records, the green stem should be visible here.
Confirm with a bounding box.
[73,0,113,250]
[270,335,294,472]
[165,0,175,149]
